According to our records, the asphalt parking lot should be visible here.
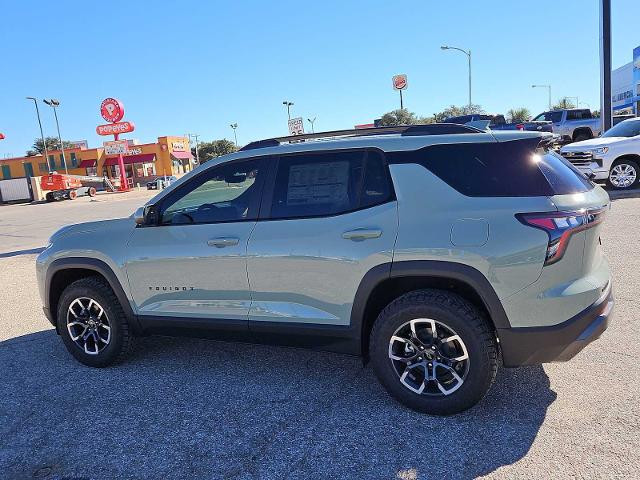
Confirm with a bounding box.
[0,189,638,480]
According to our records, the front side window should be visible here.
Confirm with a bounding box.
[533,111,563,123]
[269,150,392,220]
[161,158,264,225]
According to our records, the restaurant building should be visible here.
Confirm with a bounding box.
[0,135,193,184]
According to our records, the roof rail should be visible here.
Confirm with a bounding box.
[239,123,484,151]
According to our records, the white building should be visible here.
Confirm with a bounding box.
[611,46,640,115]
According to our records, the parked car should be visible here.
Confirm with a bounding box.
[444,114,552,133]
[532,108,601,143]
[36,125,613,415]
[146,175,177,190]
[560,116,640,189]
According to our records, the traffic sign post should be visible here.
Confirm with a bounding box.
[392,74,408,110]
[99,98,130,191]
[288,117,305,136]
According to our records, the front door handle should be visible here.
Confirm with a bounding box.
[207,237,240,248]
[342,228,382,240]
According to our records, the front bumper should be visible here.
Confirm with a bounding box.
[498,282,614,367]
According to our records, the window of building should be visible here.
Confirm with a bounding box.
[160,158,265,225]
[1,165,11,179]
[70,152,77,167]
[39,163,48,173]
[23,162,34,177]
[48,155,56,170]
[59,154,65,168]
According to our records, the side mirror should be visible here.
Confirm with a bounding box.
[134,206,145,225]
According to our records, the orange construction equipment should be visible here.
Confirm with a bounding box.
[40,173,97,202]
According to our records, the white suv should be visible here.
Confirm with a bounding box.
[560,117,640,189]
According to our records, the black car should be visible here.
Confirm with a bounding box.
[146,176,177,190]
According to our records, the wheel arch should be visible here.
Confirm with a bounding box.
[572,127,593,141]
[611,153,640,167]
[352,261,509,359]
[46,258,139,333]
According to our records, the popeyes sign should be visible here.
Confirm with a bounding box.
[100,97,125,123]
[96,121,135,136]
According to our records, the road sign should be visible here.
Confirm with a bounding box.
[96,121,135,136]
[392,74,408,90]
[288,117,305,136]
[100,98,125,123]
[0,133,4,140]
[104,140,130,155]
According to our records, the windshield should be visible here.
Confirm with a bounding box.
[533,111,562,123]
[602,120,640,138]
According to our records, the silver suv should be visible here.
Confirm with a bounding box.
[36,125,614,415]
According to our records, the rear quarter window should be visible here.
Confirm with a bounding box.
[387,140,593,197]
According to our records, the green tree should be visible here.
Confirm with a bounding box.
[26,136,74,156]
[506,107,532,123]
[551,98,576,110]
[379,109,421,126]
[434,104,485,123]
[193,139,238,164]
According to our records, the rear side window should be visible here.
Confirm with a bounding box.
[269,150,392,219]
[387,140,592,197]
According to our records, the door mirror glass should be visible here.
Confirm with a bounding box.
[133,206,145,225]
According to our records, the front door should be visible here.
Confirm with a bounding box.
[125,157,267,323]
[247,149,398,328]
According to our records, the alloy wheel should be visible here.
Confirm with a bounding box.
[388,318,470,396]
[610,164,637,188]
[66,297,111,355]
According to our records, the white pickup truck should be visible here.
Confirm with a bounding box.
[560,117,640,189]
[532,108,602,143]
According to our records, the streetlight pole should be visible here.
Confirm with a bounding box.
[26,97,49,169]
[441,46,472,108]
[230,123,238,147]
[307,117,316,133]
[188,133,200,165]
[282,101,294,121]
[532,85,552,110]
[43,99,67,174]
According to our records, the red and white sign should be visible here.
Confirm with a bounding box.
[104,140,130,155]
[100,98,125,123]
[288,117,305,136]
[392,74,408,91]
[96,121,135,136]
[0,133,5,140]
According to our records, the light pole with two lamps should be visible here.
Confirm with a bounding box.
[43,99,68,174]
[532,84,552,110]
[230,123,238,147]
[26,97,49,169]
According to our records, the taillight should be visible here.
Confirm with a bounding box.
[517,208,606,265]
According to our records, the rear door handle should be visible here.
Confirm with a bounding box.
[342,228,382,240]
[207,237,240,248]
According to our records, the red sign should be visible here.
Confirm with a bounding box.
[96,121,135,136]
[392,74,408,90]
[100,97,125,123]
[0,133,4,140]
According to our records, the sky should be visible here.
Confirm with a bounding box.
[0,0,638,157]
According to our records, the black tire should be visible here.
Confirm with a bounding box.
[607,160,639,190]
[56,276,135,367]
[573,131,591,142]
[370,289,498,415]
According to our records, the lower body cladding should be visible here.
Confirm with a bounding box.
[498,282,614,367]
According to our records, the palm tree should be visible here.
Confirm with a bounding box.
[506,108,531,123]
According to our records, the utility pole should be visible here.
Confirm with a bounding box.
[43,99,67,174]
[282,101,294,120]
[600,0,612,132]
[230,123,238,147]
[532,85,552,110]
[187,133,200,165]
[441,46,472,108]
[26,97,49,169]
[307,117,316,133]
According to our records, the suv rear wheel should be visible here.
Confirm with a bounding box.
[370,289,497,415]
[608,160,639,190]
[57,277,135,367]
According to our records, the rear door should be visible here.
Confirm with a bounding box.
[246,149,398,329]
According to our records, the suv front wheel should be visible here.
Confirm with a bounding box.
[608,160,639,190]
[370,289,497,415]
[57,277,135,367]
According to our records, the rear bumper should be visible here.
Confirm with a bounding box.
[498,282,613,367]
